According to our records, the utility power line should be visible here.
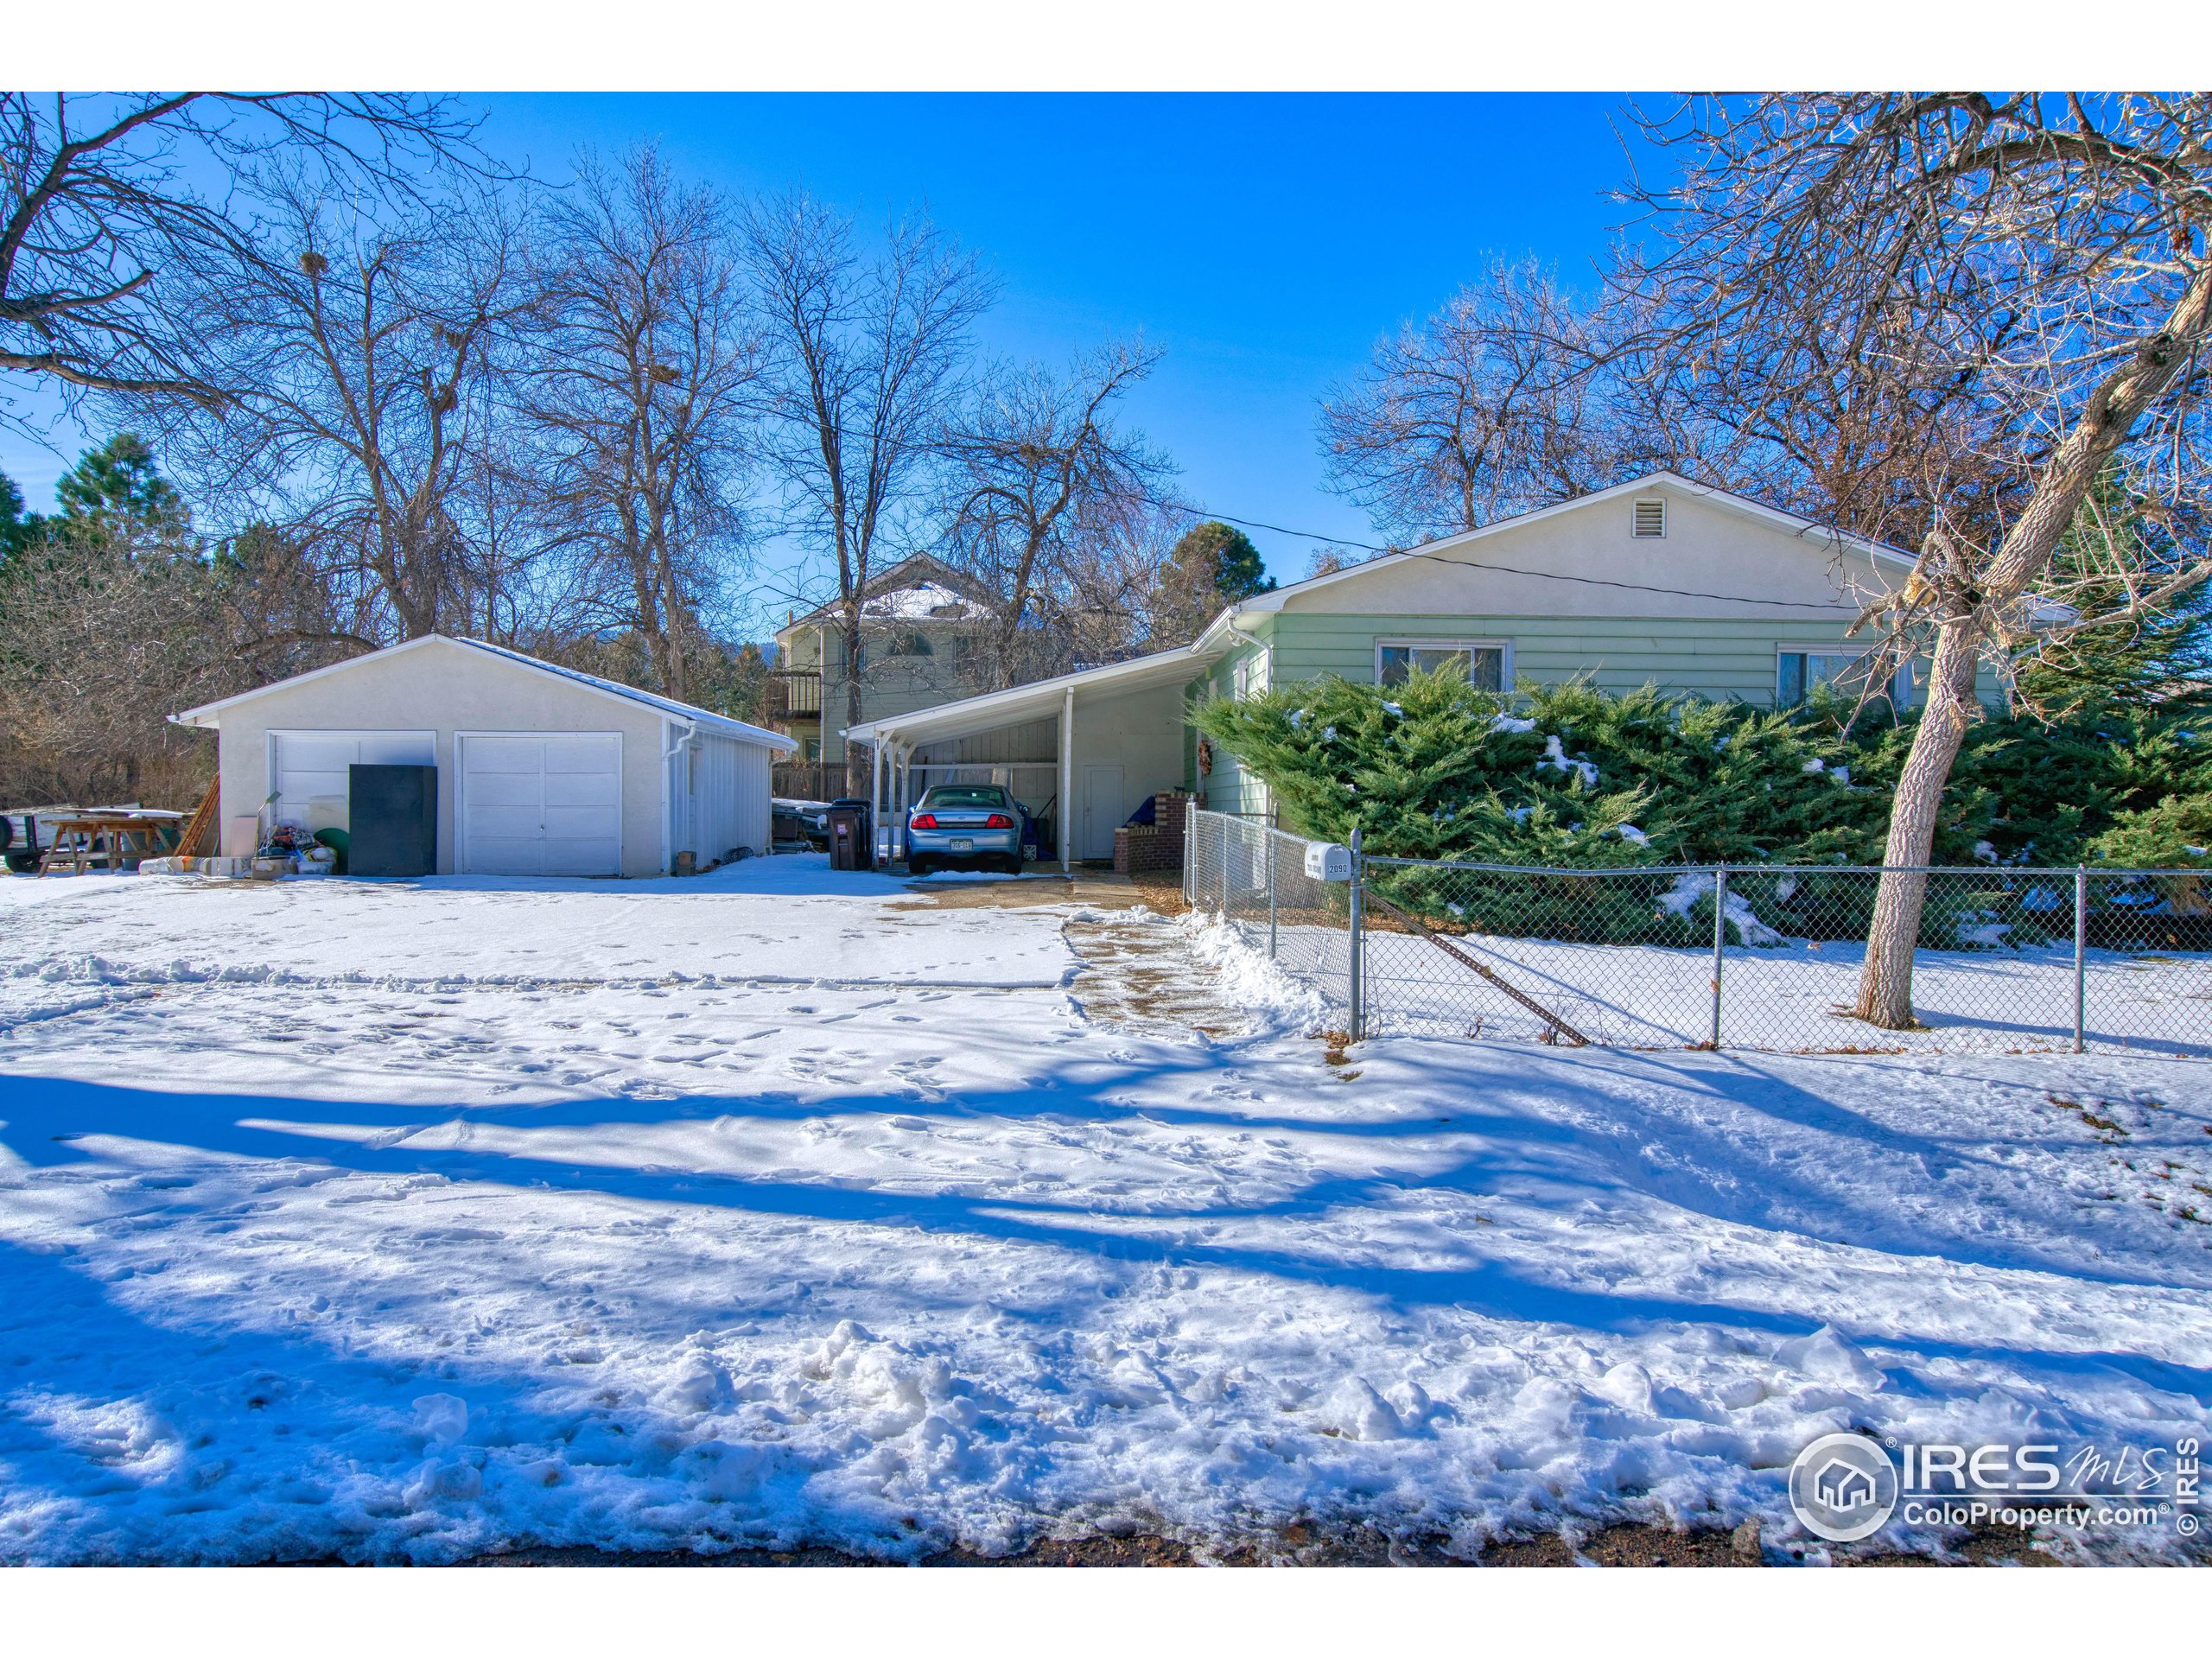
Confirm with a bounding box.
[1164,500,1865,613]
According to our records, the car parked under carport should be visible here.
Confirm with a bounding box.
[905,783,1025,876]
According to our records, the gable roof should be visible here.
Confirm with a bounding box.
[776,553,999,634]
[1192,471,1916,650]
[169,634,797,751]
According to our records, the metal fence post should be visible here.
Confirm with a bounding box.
[1183,804,1195,907]
[2074,864,2088,1053]
[1708,864,1727,1049]
[1267,830,1279,959]
[1346,825,1365,1041]
[1218,814,1230,915]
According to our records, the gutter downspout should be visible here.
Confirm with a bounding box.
[662,717,699,875]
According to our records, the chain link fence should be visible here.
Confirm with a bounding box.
[1185,808,2211,1058]
[1184,809,1357,1018]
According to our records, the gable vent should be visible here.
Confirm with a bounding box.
[1631,499,1667,538]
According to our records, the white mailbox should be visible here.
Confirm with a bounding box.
[1304,842,1353,882]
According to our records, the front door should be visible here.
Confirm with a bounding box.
[1080,764,1124,861]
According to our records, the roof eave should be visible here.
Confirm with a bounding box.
[843,643,1224,746]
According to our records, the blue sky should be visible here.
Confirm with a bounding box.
[3,93,1645,611]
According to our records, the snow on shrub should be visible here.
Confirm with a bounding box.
[1192,665,2212,947]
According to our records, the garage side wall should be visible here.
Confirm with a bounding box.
[213,641,671,878]
[673,728,773,868]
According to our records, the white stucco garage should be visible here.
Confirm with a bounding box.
[171,636,794,879]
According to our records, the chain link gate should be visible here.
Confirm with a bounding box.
[1185,809,2210,1058]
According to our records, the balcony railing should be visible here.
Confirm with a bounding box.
[766,668,822,720]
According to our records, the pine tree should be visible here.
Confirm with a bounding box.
[2012,469,2212,716]
[1173,519,1274,602]
[0,471,43,566]
[53,434,191,543]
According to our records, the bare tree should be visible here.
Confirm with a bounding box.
[1319,257,1667,543]
[524,148,761,702]
[741,194,990,791]
[1623,93,2212,1028]
[0,92,481,433]
[143,175,537,642]
[941,339,1171,688]
[0,513,238,806]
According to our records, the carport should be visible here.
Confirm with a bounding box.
[843,645,1224,870]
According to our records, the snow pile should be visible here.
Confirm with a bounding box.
[1178,910,1329,1034]
[1656,870,1784,947]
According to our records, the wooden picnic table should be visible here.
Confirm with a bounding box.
[37,813,182,875]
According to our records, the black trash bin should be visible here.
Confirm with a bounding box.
[826,798,874,872]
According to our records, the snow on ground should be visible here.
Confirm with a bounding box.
[1252,915,2209,1057]
[1,862,2209,1564]
[0,856,1072,996]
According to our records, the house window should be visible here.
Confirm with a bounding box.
[1777,649,1910,708]
[885,629,933,658]
[1376,639,1508,691]
[1631,499,1667,538]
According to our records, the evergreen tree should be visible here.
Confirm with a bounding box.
[1152,519,1277,643]
[2012,469,2212,715]
[0,470,43,565]
[1169,519,1274,602]
[53,434,191,542]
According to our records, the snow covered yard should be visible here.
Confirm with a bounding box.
[1,860,2208,1565]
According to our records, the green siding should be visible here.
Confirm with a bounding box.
[1176,613,2010,818]
[1188,642,1271,815]
[1257,611,2005,707]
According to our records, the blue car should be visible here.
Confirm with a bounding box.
[906,784,1025,876]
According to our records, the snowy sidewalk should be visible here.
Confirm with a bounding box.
[1,868,2208,1564]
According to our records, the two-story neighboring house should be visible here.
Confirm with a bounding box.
[765,555,1001,773]
[844,473,2011,868]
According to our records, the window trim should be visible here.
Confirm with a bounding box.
[1774,645,1911,708]
[1374,636,1513,692]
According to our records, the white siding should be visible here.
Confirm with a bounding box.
[667,725,775,868]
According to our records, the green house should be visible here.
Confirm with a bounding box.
[845,473,1989,866]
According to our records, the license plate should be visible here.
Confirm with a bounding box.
[949,837,973,853]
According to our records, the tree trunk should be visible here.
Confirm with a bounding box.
[842,610,867,799]
[1853,621,1985,1026]
[1851,262,2212,1028]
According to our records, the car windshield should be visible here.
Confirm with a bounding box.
[916,786,1014,811]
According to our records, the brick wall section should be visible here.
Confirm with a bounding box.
[1112,790,1192,874]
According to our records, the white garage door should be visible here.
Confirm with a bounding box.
[270,730,435,831]
[458,734,622,876]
